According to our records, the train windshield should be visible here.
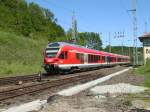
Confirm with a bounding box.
[45,47,60,58]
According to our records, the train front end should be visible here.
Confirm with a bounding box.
[43,43,61,73]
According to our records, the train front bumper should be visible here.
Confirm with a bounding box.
[43,64,59,72]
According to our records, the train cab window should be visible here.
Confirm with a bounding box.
[59,52,65,59]
[59,51,68,59]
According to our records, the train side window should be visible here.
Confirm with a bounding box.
[76,53,80,59]
[80,53,84,63]
[95,55,98,62]
[89,55,91,63]
[97,56,99,61]
[91,55,94,62]
[107,57,110,62]
[90,55,92,62]
[89,54,91,63]
[65,51,68,59]
[95,55,97,62]
[100,56,102,61]
[93,55,95,62]
[110,57,112,62]
[98,56,100,61]
[102,56,105,62]
[88,54,90,62]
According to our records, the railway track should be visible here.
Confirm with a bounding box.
[0,68,102,86]
[0,66,128,86]
[0,74,40,86]
[0,71,104,101]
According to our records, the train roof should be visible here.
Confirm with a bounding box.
[47,42,87,49]
[47,42,129,58]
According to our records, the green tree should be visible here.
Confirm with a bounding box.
[28,3,45,32]
[78,32,102,50]
[0,0,65,38]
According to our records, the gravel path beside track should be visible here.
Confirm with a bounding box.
[39,69,148,112]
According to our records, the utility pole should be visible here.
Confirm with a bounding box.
[72,11,78,44]
[129,0,138,66]
[109,32,111,53]
[129,46,131,56]
[128,40,131,57]
[133,0,138,66]
[122,42,124,55]
[114,31,125,55]
[121,31,125,55]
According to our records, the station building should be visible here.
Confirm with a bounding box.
[139,32,150,64]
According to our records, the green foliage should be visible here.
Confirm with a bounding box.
[74,32,102,50]
[66,30,103,50]
[0,30,47,77]
[0,0,65,38]
[134,59,150,87]
[104,46,132,55]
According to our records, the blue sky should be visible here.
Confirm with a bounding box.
[26,0,150,47]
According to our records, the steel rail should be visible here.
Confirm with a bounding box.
[0,74,39,86]
[0,72,103,101]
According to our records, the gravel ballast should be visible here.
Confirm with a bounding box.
[58,68,131,96]
[39,68,150,112]
[91,83,147,95]
[2,66,149,112]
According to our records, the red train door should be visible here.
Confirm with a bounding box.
[84,54,88,64]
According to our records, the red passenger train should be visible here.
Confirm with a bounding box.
[43,42,130,73]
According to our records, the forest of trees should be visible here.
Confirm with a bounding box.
[0,0,103,50]
[0,0,65,38]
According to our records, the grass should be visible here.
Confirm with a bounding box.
[134,60,150,87]
[0,30,48,77]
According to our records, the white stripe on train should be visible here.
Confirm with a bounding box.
[58,62,129,69]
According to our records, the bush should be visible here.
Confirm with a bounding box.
[135,59,150,87]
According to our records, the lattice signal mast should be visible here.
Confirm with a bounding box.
[129,0,138,65]
[72,11,78,44]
